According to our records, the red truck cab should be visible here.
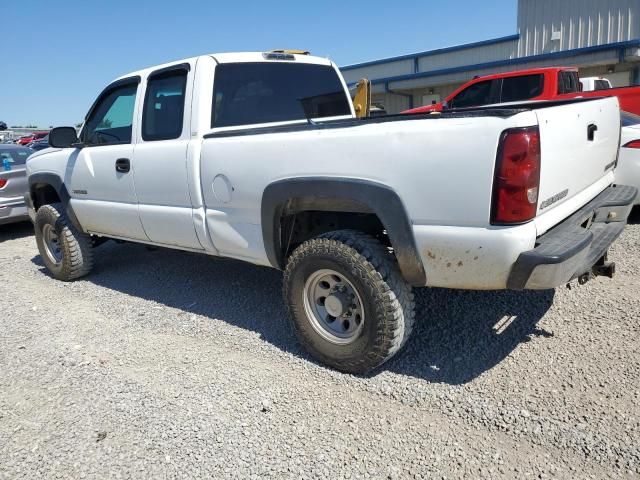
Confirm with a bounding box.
[403,66,640,115]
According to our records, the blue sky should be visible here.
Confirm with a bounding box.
[2,0,516,127]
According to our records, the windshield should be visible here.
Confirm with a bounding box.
[621,111,640,127]
[0,147,33,166]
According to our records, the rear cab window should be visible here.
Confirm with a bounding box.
[557,71,580,94]
[211,62,352,128]
[499,74,544,102]
[142,68,188,141]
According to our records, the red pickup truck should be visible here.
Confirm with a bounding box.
[16,131,49,146]
[403,67,640,115]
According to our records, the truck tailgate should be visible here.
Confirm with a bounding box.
[534,97,620,234]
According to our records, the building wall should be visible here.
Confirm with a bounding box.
[341,36,520,86]
[341,0,640,113]
[417,39,518,72]
[382,47,623,92]
[371,93,411,113]
[517,0,640,56]
[577,66,632,87]
[342,59,414,85]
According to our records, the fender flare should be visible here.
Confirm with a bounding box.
[28,172,84,232]
[261,177,426,286]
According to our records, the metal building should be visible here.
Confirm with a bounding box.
[341,0,640,113]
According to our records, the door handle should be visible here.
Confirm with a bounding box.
[587,124,598,141]
[115,158,130,173]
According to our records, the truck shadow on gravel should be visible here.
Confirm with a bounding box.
[31,242,554,385]
[388,287,554,384]
[0,221,34,243]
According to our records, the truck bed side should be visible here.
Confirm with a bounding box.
[199,97,620,289]
[557,85,640,116]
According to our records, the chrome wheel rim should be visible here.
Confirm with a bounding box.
[303,269,365,345]
[42,224,63,265]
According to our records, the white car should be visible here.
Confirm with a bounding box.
[25,51,637,373]
[580,76,612,91]
[617,112,640,205]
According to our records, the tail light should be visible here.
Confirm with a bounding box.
[623,139,640,149]
[491,126,541,224]
[0,179,6,189]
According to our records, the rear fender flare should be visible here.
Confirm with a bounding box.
[261,177,426,286]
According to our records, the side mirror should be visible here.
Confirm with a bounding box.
[49,127,81,148]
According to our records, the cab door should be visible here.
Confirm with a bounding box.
[132,63,204,250]
[68,78,148,240]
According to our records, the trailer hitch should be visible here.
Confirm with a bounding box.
[572,255,615,287]
[592,260,615,279]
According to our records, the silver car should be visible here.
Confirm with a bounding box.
[617,112,640,205]
[0,145,32,225]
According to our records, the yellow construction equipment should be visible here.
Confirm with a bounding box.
[268,53,372,117]
[352,78,371,118]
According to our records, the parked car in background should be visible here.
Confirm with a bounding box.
[617,112,640,206]
[403,67,640,115]
[17,131,48,146]
[27,135,50,151]
[0,145,32,225]
[580,76,612,91]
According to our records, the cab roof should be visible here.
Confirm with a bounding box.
[115,52,334,83]
[473,66,578,82]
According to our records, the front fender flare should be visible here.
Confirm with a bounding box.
[261,177,426,286]
[28,172,84,232]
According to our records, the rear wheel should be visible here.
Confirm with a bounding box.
[34,203,93,281]
[283,230,415,374]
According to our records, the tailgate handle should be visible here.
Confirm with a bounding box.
[587,124,598,141]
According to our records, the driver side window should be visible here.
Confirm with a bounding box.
[81,83,137,146]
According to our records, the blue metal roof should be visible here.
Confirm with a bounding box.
[347,39,640,87]
[341,34,521,71]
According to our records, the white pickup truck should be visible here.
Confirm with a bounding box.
[580,76,613,91]
[26,51,637,373]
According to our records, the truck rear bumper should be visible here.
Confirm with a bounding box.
[507,185,637,290]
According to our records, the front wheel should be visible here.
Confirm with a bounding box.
[34,203,93,281]
[283,230,415,374]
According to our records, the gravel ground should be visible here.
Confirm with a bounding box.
[1,212,639,479]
